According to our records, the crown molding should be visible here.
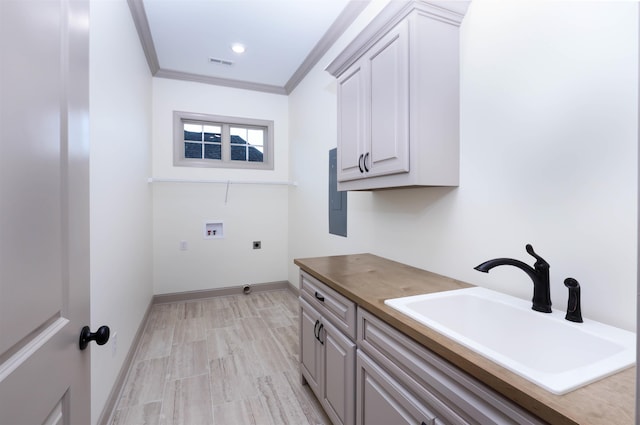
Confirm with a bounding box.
[326,0,470,78]
[127,0,159,74]
[127,0,369,95]
[155,68,288,95]
[285,0,370,93]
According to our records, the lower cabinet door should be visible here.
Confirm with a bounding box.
[322,318,356,425]
[300,299,322,395]
[357,351,439,425]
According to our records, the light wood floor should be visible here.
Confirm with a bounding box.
[109,289,330,425]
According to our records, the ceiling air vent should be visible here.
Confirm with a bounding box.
[209,57,234,66]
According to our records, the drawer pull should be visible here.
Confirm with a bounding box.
[315,292,325,302]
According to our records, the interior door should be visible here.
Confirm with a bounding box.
[0,0,91,424]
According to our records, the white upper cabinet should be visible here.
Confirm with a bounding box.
[327,1,469,191]
[338,20,409,183]
[336,63,366,182]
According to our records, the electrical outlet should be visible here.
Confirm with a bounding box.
[253,241,261,249]
[180,240,188,251]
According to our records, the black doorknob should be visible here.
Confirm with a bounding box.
[79,325,110,350]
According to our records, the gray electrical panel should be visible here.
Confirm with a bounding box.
[328,148,347,237]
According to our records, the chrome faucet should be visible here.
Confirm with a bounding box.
[474,244,552,313]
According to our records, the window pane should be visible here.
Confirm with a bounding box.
[184,123,201,132]
[204,144,221,160]
[230,134,245,146]
[247,128,264,147]
[230,126,264,163]
[248,146,263,162]
[230,127,247,144]
[231,144,247,161]
[203,124,221,133]
[203,125,221,143]
[184,123,202,141]
[204,132,221,143]
[185,142,203,158]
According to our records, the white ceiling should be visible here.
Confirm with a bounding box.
[130,0,369,94]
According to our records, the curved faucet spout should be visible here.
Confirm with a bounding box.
[474,258,536,278]
[474,245,552,313]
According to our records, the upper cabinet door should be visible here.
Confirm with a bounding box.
[337,63,367,182]
[366,19,409,179]
[328,1,467,191]
[336,21,409,184]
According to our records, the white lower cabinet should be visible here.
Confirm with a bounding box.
[357,350,440,425]
[357,309,546,425]
[299,270,545,425]
[322,317,356,425]
[300,298,356,425]
[299,271,356,425]
[300,298,322,395]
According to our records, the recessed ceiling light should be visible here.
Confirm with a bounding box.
[231,43,245,54]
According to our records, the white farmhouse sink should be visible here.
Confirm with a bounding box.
[384,287,636,395]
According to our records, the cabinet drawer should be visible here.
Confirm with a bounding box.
[358,309,545,425]
[357,350,440,425]
[300,271,356,339]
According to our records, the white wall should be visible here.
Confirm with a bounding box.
[89,0,153,423]
[289,1,638,331]
[287,0,390,280]
[152,79,289,294]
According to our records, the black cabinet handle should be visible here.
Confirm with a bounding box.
[363,152,369,172]
[358,154,364,173]
[318,323,324,345]
[314,292,325,302]
[314,319,320,339]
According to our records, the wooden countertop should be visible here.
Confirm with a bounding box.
[294,253,636,425]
